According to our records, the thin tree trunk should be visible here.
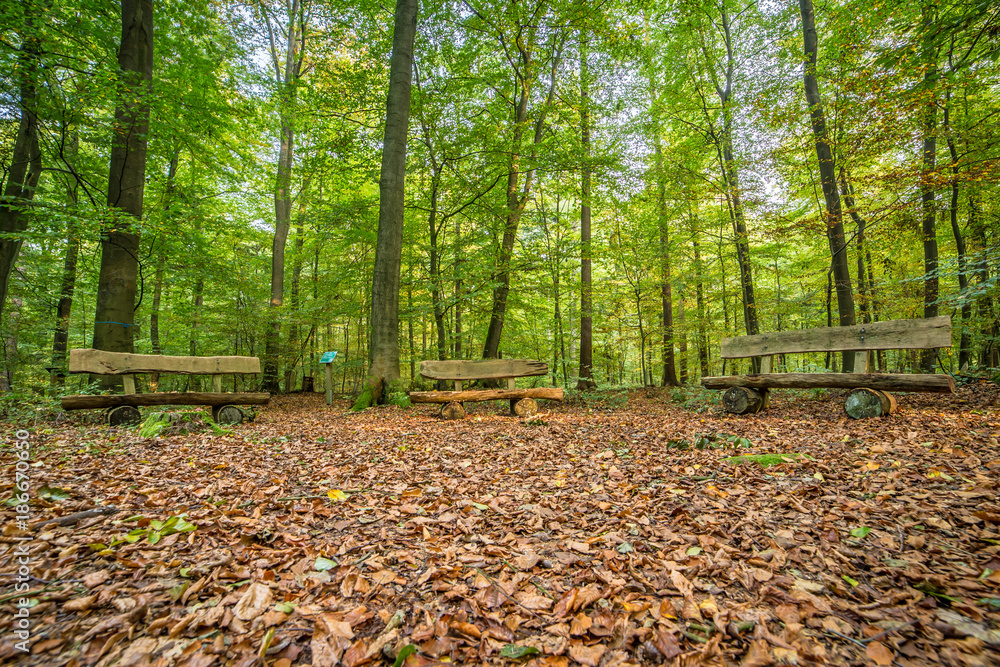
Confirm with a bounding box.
[678,291,688,384]
[800,0,856,370]
[691,213,709,377]
[359,0,417,407]
[944,94,970,369]
[0,12,42,343]
[92,0,153,389]
[484,31,563,358]
[577,30,596,389]
[262,0,304,393]
[919,3,939,372]
[50,128,81,392]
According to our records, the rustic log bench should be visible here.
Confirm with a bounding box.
[61,348,271,425]
[409,359,564,420]
[701,316,955,418]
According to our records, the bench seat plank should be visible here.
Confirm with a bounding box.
[410,387,563,404]
[720,316,951,358]
[62,392,271,410]
[420,359,547,380]
[701,373,955,394]
[69,349,261,376]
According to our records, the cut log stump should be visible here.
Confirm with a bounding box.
[844,388,897,419]
[512,397,538,417]
[106,405,141,426]
[722,387,768,415]
[440,402,465,420]
[212,404,244,425]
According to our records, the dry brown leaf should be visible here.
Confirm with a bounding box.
[233,582,272,621]
[865,641,894,666]
[568,643,605,666]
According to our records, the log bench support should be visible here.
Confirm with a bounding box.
[62,349,269,425]
[411,359,563,420]
[701,317,953,418]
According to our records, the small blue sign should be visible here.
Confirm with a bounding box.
[320,351,338,364]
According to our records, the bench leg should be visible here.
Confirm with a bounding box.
[106,405,141,426]
[511,398,538,417]
[440,401,465,420]
[723,387,768,415]
[844,388,896,419]
[212,404,245,425]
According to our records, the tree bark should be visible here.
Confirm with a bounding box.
[359,0,418,408]
[92,0,153,388]
[799,0,856,370]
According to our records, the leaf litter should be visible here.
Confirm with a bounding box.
[1,382,999,666]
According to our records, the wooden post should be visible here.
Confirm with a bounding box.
[722,387,767,415]
[854,350,869,374]
[212,374,222,393]
[507,377,517,414]
[122,374,135,394]
[321,351,338,405]
[759,355,773,374]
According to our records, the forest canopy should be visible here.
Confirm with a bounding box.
[1,0,998,400]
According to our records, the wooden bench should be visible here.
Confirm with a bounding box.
[701,316,955,418]
[409,359,564,420]
[61,348,271,425]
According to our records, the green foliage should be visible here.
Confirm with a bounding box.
[723,453,814,467]
[92,513,198,551]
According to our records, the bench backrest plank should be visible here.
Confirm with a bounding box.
[420,359,547,380]
[69,349,261,376]
[719,316,951,359]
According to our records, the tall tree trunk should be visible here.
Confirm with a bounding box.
[919,2,939,372]
[262,0,304,393]
[357,0,417,408]
[50,129,80,392]
[839,170,870,324]
[654,133,679,387]
[944,93,970,370]
[150,149,179,388]
[483,31,563,359]
[800,0,856,371]
[577,30,596,389]
[92,0,154,388]
[696,5,759,351]
[454,213,463,359]
[690,213,709,378]
[0,12,42,343]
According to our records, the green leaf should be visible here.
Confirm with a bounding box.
[122,515,145,522]
[977,598,1000,610]
[842,575,859,587]
[168,582,189,601]
[147,530,162,545]
[275,602,295,613]
[38,485,71,502]
[616,541,634,554]
[392,644,418,667]
[179,567,192,578]
[499,644,539,659]
[472,502,489,511]
[88,543,108,551]
[850,526,871,539]
[686,546,703,556]
[315,556,338,571]
[883,558,909,568]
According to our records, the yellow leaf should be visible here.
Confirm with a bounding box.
[327,489,347,501]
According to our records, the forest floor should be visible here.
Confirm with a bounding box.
[1,382,999,667]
